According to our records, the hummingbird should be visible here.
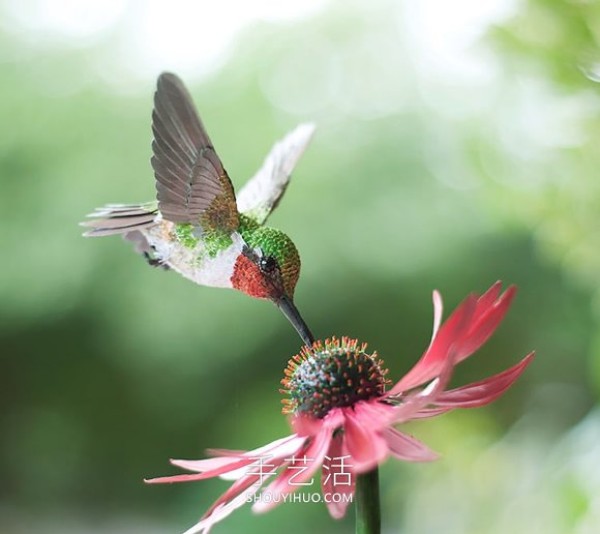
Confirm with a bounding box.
[82,72,315,346]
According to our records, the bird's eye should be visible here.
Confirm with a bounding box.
[259,256,277,273]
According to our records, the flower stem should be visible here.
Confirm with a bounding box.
[355,467,381,534]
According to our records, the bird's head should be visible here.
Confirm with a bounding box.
[231,226,313,345]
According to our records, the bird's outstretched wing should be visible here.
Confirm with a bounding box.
[236,123,315,224]
[152,72,239,233]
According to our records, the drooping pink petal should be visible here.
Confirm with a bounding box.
[218,436,307,481]
[429,352,535,409]
[390,294,477,394]
[147,440,306,531]
[343,409,389,473]
[195,455,287,531]
[322,433,355,520]
[206,434,305,462]
[163,456,242,474]
[382,427,439,462]
[388,346,457,424]
[145,435,306,484]
[182,478,264,534]
[253,424,334,513]
[144,457,258,484]
[144,434,304,484]
[456,285,516,362]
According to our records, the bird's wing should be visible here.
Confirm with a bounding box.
[151,72,239,233]
[236,123,315,224]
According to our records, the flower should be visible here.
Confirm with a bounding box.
[146,281,534,534]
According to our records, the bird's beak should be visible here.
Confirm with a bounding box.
[275,295,315,347]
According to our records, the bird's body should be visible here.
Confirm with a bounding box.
[141,214,245,289]
[82,73,315,344]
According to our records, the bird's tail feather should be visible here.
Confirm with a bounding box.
[80,203,158,237]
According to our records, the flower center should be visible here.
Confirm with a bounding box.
[281,337,390,418]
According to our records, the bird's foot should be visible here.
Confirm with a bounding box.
[143,252,170,270]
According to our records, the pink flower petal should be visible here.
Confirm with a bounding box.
[407,406,453,419]
[208,434,305,461]
[474,280,502,311]
[182,478,264,534]
[390,294,477,394]
[205,448,245,457]
[253,425,334,513]
[198,456,287,528]
[430,352,535,408]
[145,435,306,484]
[148,440,306,531]
[166,456,242,473]
[343,409,389,473]
[383,427,439,462]
[353,400,397,429]
[291,409,343,436]
[144,459,253,484]
[430,290,443,342]
[388,345,457,424]
[219,436,307,481]
[457,285,516,362]
[322,433,355,520]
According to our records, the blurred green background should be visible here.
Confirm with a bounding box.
[2,0,600,532]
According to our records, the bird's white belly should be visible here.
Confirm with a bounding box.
[143,222,244,289]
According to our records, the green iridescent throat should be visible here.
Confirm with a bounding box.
[281,337,390,418]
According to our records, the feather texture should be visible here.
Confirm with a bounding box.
[151,73,238,232]
[81,203,157,237]
[236,123,315,224]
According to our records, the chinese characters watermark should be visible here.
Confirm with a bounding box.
[243,454,354,505]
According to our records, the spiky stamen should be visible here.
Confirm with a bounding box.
[281,337,391,418]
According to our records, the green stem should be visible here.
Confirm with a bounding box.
[355,467,381,534]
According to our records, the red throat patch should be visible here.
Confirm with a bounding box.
[230,254,272,299]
